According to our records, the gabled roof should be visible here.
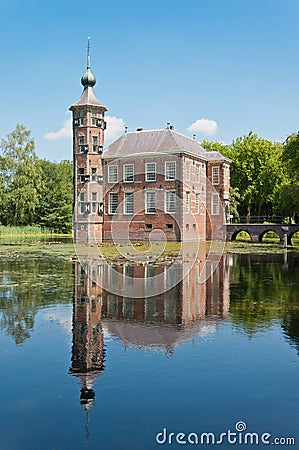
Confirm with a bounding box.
[70,86,107,110]
[103,129,208,160]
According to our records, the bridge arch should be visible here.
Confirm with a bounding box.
[231,229,252,241]
[289,230,299,245]
[258,229,282,243]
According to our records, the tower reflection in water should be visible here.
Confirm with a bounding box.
[69,253,230,420]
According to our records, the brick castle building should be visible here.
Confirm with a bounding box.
[70,44,230,244]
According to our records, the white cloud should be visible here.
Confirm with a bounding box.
[44,115,125,143]
[44,117,72,140]
[187,118,218,136]
[105,116,125,142]
[43,310,72,335]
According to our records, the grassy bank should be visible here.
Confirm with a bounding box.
[0,237,298,261]
[0,225,72,237]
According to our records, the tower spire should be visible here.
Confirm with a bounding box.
[87,36,91,69]
[81,37,96,88]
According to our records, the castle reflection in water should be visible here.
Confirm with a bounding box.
[69,252,230,413]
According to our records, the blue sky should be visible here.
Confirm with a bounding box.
[0,0,298,161]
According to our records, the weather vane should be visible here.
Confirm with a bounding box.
[87,36,91,68]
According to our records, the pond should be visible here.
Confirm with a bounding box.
[0,250,298,449]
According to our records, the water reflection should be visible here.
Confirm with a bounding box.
[0,257,73,344]
[69,254,230,423]
[70,263,105,412]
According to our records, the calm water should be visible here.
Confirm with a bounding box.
[0,251,298,449]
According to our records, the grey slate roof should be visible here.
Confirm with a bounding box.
[70,86,107,110]
[103,129,210,160]
[205,150,231,163]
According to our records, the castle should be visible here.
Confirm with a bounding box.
[70,43,230,244]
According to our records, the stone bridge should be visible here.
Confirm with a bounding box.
[225,223,299,245]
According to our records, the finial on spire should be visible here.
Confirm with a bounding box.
[81,37,96,88]
[87,36,91,69]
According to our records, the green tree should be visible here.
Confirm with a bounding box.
[0,124,43,225]
[277,133,299,219]
[283,133,299,180]
[37,159,73,233]
[227,132,284,220]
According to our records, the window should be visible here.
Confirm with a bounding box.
[166,223,173,230]
[212,194,219,215]
[78,167,84,175]
[124,265,134,285]
[91,167,97,182]
[212,166,219,185]
[109,193,118,214]
[79,110,84,125]
[79,192,85,202]
[196,165,200,183]
[80,202,85,214]
[186,191,191,213]
[79,136,87,153]
[146,191,156,213]
[145,162,156,182]
[186,162,191,181]
[165,191,176,213]
[124,192,134,214]
[145,266,156,288]
[91,109,98,126]
[123,164,134,182]
[195,193,200,214]
[92,202,97,213]
[145,223,152,230]
[80,202,90,214]
[165,161,176,180]
[92,191,97,202]
[108,165,118,183]
[92,135,98,152]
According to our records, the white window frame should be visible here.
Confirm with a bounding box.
[212,166,219,185]
[212,194,219,215]
[165,190,176,213]
[108,165,118,183]
[186,162,191,181]
[124,192,134,215]
[145,162,156,182]
[145,191,156,214]
[109,192,118,214]
[123,164,134,183]
[165,161,176,181]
